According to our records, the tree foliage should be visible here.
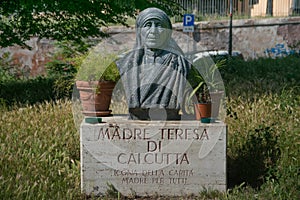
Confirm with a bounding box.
[0,0,182,48]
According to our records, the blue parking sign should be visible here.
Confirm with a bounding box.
[183,14,194,26]
[183,14,194,32]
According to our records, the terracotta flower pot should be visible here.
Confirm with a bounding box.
[76,80,115,117]
[194,103,212,120]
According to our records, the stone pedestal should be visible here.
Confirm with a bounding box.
[80,115,226,197]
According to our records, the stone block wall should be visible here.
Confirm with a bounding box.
[1,17,300,76]
[0,38,55,77]
[175,16,300,59]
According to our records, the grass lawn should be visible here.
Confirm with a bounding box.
[0,56,299,199]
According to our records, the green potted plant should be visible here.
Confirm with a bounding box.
[76,52,120,117]
[188,59,225,122]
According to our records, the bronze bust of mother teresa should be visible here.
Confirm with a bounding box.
[117,8,191,120]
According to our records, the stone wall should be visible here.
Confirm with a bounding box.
[1,17,300,76]
[177,16,300,59]
[0,38,55,77]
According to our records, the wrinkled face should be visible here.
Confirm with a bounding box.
[140,19,170,49]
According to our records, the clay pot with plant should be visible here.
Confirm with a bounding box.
[187,59,225,122]
[76,53,120,117]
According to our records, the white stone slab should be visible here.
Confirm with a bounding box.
[81,115,227,197]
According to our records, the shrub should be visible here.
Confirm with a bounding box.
[223,55,300,99]
[0,77,56,106]
[46,41,89,99]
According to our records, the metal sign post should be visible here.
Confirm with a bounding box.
[229,0,233,57]
[183,14,195,58]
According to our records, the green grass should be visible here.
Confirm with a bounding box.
[0,100,81,199]
[0,56,300,199]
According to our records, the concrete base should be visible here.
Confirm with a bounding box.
[80,115,227,197]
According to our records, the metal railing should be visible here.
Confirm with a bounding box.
[174,0,300,21]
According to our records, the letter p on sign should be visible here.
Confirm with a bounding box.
[184,14,194,26]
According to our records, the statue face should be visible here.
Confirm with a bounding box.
[141,19,170,49]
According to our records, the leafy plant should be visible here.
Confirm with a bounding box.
[188,59,226,103]
[0,0,182,48]
[76,52,120,82]
[46,41,87,98]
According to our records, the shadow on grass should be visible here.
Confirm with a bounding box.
[0,76,73,108]
[227,125,280,189]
